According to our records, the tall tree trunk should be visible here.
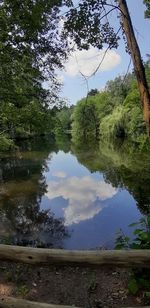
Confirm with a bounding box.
[117,0,150,136]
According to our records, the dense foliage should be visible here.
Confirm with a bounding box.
[0,0,150,151]
[63,0,119,51]
[71,64,150,149]
[0,0,70,150]
[54,105,74,136]
[116,216,150,298]
[62,0,150,135]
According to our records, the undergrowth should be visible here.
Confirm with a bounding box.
[116,216,150,298]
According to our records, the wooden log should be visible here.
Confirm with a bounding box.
[0,298,149,308]
[0,297,80,308]
[0,245,150,267]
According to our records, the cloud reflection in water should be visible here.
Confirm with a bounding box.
[46,175,118,226]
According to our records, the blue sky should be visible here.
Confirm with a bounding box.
[58,0,150,105]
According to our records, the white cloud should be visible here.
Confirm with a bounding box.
[52,171,67,178]
[65,47,121,77]
[46,176,117,225]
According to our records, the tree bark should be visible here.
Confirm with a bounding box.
[0,245,150,267]
[0,297,80,308]
[117,0,150,136]
[0,297,149,308]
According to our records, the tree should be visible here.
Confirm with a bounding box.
[105,74,134,107]
[72,97,100,140]
[0,0,68,79]
[54,106,73,135]
[71,68,150,144]
[63,0,150,136]
[0,0,70,146]
[144,0,150,18]
[117,0,150,136]
[88,89,99,96]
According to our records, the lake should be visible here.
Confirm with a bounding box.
[0,137,149,249]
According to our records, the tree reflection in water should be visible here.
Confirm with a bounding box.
[71,139,150,215]
[0,136,150,248]
[0,138,68,247]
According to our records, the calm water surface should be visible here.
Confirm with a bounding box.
[0,138,149,249]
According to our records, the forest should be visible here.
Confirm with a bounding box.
[1,1,150,306]
[70,63,150,149]
[0,0,150,151]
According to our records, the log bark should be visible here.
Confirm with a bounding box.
[0,297,149,308]
[0,245,150,267]
[0,297,80,308]
[118,0,150,136]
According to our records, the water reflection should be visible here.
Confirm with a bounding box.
[0,139,68,247]
[0,137,150,249]
[46,176,117,225]
[71,141,150,215]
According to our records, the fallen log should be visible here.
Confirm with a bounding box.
[0,297,149,308]
[0,245,150,267]
[0,297,80,308]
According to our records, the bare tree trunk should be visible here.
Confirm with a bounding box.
[117,0,150,136]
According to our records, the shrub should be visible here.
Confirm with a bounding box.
[116,216,150,298]
[0,134,14,151]
[100,106,127,140]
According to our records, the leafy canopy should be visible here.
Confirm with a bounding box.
[63,0,120,50]
[144,0,150,18]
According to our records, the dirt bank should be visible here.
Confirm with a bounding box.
[0,262,149,307]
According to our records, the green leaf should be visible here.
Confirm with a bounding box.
[129,222,139,227]
[128,278,139,294]
[147,216,150,226]
[138,277,149,288]
[124,236,130,242]
[133,229,143,235]
[145,291,150,297]
[139,217,146,224]
[115,244,125,250]
[140,232,149,240]
[130,243,140,249]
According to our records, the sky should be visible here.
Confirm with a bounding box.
[57,0,150,105]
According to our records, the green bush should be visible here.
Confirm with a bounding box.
[0,134,14,151]
[15,127,31,139]
[116,216,150,297]
[71,97,100,141]
[100,106,127,140]
[71,66,150,148]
